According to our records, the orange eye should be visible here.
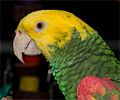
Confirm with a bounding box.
[35,21,47,32]
[37,22,44,29]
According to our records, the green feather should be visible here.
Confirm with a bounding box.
[49,27,120,100]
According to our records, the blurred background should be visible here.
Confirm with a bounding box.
[0,0,119,100]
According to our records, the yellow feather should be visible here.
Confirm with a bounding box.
[16,10,94,60]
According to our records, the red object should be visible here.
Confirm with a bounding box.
[77,76,120,100]
[21,55,41,67]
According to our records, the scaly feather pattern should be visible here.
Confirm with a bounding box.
[49,27,120,99]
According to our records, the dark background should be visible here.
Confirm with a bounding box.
[0,0,120,99]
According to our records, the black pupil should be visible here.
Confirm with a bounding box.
[37,23,42,28]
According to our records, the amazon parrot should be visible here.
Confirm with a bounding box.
[13,10,120,100]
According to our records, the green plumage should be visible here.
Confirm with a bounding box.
[49,27,120,100]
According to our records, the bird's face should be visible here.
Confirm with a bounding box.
[13,10,93,63]
[13,10,72,62]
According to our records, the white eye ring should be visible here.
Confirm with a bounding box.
[35,21,47,32]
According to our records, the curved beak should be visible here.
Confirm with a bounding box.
[13,29,41,63]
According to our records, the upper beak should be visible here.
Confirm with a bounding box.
[13,28,41,63]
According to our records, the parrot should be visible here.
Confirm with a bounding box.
[13,10,120,100]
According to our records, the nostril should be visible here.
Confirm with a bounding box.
[18,30,21,34]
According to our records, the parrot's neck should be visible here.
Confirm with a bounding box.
[49,28,116,100]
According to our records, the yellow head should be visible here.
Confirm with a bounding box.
[14,10,93,61]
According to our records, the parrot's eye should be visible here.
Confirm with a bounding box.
[35,21,47,32]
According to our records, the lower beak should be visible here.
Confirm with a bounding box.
[13,29,41,63]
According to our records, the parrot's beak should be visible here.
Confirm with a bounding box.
[13,28,41,63]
